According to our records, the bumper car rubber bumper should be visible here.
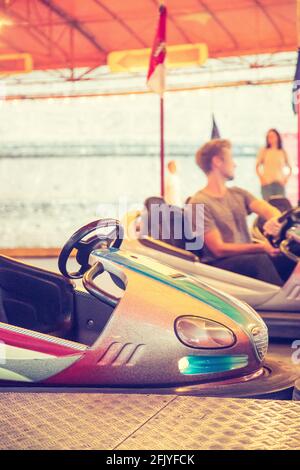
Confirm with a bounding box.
[0,356,297,400]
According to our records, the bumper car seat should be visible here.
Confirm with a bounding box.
[141,197,200,258]
[0,255,74,339]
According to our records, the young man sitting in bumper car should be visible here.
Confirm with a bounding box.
[189,139,296,286]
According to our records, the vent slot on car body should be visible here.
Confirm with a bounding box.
[97,342,145,367]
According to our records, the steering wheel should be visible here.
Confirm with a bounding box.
[267,207,300,258]
[58,218,124,279]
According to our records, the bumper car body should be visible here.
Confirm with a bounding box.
[0,218,296,398]
[0,247,268,390]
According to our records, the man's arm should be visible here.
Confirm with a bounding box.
[249,198,284,237]
[204,228,279,259]
[249,199,281,220]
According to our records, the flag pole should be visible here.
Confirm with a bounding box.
[160,94,165,197]
[147,3,166,197]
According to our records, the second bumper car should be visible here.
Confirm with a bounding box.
[122,199,300,339]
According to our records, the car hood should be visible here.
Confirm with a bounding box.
[92,248,265,332]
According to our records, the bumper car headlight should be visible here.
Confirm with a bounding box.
[175,316,236,349]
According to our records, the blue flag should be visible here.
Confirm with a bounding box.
[211,114,220,139]
[293,48,300,114]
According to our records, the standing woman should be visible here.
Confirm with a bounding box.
[256,129,292,200]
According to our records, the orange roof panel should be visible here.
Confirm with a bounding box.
[0,0,296,72]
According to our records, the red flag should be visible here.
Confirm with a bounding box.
[147,5,167,95]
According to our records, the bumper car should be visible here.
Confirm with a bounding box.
[122,197,300,339]
[0,219,297,398]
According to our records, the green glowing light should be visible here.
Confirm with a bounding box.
[178,355,248,375]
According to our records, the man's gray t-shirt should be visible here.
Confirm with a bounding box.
[189,187,257,263]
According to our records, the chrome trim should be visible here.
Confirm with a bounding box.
[0,322,87,351]
[252,324,268,360]
[83,261,126,307]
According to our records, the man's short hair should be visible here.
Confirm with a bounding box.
[195,139,231,174]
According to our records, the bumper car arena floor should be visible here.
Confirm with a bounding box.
[0,257,298,450]
[0,393,299,450]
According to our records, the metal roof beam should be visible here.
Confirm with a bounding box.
[93,0,148,48]
[38,0,107,56]
[196,1,239,49]
[0,3,70,61]
[252,0,285,45]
